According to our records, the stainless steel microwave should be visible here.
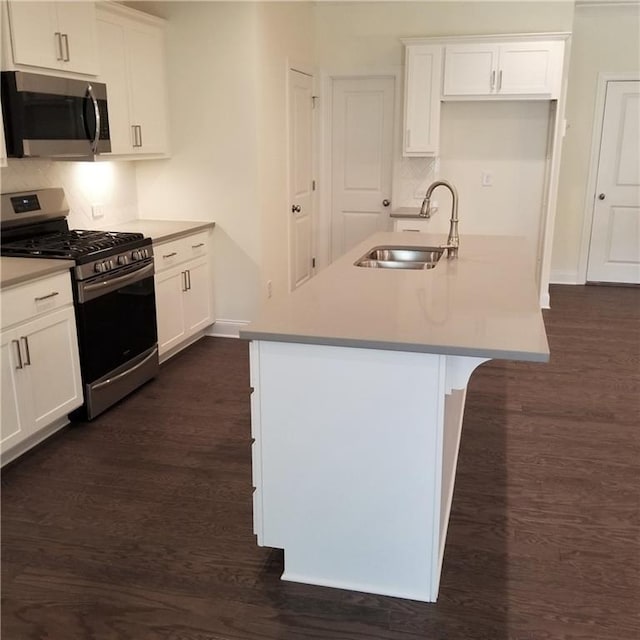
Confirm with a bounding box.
[1,71,111,159]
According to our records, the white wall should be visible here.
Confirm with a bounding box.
[314,1,574,271]
[0,159,138,229]
[551,1,640,283]
[133,1,314,324]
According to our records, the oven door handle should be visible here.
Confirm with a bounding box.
[92,347,159,391]
[78,262,154,303]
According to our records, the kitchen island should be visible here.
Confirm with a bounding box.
[240,232,549,602]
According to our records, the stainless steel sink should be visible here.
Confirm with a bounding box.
[355,245,444,270]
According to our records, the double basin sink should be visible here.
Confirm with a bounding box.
[355,245,444,270]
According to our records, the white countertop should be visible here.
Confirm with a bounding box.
[240,232,549,362]
[0,257,75,289]
[104,219,215,244]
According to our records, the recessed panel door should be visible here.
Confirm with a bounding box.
[288,69,314,291]
[331,76,394,260]
[587,81,640,284]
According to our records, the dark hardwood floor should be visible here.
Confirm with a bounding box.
[2,284,639,640]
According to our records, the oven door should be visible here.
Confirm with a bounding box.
[74,260,158,418]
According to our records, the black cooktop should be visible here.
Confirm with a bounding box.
[1,229,147,261]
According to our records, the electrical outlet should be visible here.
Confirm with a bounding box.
[91,203,105,219]
[481,172,493,187]
[267,280,272,298]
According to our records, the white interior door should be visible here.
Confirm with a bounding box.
[587,80,640,284]
[331,77,394,260]
[289,69,314,291]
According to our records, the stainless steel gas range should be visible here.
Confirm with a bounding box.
[1,188,159,420]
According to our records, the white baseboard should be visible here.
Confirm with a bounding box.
[550,269,582,285]
[207,319,250,339]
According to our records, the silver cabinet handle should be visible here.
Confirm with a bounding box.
[62,33,70,61]
[490,70,496,90]
[86,84,100,154]
[137,125,143,148]
[20,336,31,366]
[54,32,63,60]
[131,125,142,148]
[162,252,177,259]
[192,243,205,249]
[131,125,137,147]
[181,270,187,292]
[186,269,191,291]
[498,69,503,91]
[34,291,59,302]
[12,340,23,370]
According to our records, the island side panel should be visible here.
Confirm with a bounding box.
[251,339,448,602]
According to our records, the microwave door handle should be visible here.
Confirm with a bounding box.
[86,84,100,154]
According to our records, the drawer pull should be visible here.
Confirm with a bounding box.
[34,291,59,302]
[12,340,23,370]
[192,243,205,249]
[20,336,31,366]
[162,252,177,259]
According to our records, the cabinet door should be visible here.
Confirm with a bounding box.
[7,1,60,71]
[155,267,187,356]
[404,45,442,156]
[497,41,562,97]
[20,307,83,432]
[443,44,498,96]
[183,258,213,336]
[126,21,169,155]
[0,329,30,453]
[56,1,99,75]
[96,16,133,154]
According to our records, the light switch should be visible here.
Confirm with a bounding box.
[91,203,105,219]
[481,172,493,187]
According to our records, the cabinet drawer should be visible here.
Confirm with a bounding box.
[154,231,209,272]
[393,218,431,233]
[1,271,73,329]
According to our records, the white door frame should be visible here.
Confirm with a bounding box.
[286,60,318,290]
[577,71,640,284]
[318,67,402,271]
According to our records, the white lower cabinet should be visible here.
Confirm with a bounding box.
[154,231,213,360]
[393,217,431,233]
[1,272,83,464]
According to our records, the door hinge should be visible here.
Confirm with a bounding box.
[312,257,316,268]
[312,179,316,191]
[312,95,319,109]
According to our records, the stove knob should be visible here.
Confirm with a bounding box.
[94,262,105,273]
[109,259,115,270]
[118,255,129,266]
[142,248,148,259]
[132,250,140,261]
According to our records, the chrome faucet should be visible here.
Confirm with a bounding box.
[419,179,459,259]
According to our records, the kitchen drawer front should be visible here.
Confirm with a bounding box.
[154,231,210,272]
[1,271,74,329]
[393,218,431,233]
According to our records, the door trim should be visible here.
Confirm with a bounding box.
[578,72,640,284]
[286,62,316,292]
[319,68,401,271]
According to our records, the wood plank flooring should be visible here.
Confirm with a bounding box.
[2,284,639,640]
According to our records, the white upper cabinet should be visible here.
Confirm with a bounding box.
[5,1,99,75]
[443,40,564,99]
[403,44,442,156]
[96,3,169,157]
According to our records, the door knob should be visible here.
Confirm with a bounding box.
[291,204,301,213]
[598,193,606,200]
[382,199,390,207]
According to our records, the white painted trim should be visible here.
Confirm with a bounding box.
[1,416,69,467]
[207,319,249,339]
[401,33,571,45]
[320,67,402,267]
[577,72,640,284]
[550,269,581,285]
[576,1,640,7]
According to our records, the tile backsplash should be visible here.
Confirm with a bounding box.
[0,159,138,229]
